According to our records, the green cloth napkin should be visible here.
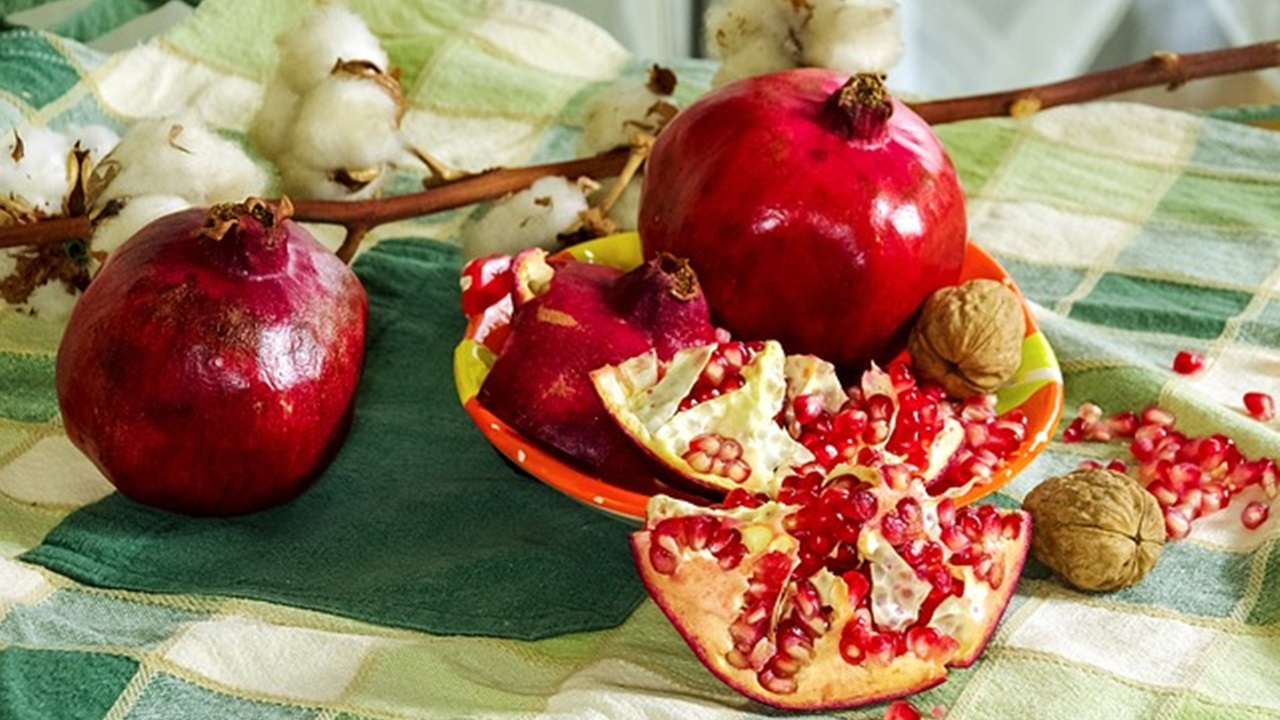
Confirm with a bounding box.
[2,1,1280,718]
[21,239,646,641]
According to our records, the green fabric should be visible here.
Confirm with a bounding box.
[24,240,645,640]
[1,0,1280,718]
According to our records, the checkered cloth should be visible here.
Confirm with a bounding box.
[2,1,1279,718]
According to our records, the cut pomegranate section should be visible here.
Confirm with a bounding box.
[631,475,1030,711]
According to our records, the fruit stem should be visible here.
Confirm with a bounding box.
[824,73,893,144]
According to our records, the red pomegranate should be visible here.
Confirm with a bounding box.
[639,70,967,371]
[56,198,368,515]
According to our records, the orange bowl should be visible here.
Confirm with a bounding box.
[454,234,1063,520]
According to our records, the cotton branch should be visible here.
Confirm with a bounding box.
[910,40,1280,124]
[2,40,1278,260]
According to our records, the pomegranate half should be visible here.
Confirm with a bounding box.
[56,198,368,515]
[639,70,967,371]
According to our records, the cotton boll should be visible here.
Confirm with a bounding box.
[92,194,192,256]
[805,0,902,73]
[276,153,387,201]
[289,75,401,173]
[248,77,301,159]
[65,125,120,163]
[20,281,78,321]
[0,126,74,214]
[578,76,677,156]
[92,118,268,210]
[276,3,388,95]
[460,176,589,260]
[706,0,795,87]
[706,0,902,87]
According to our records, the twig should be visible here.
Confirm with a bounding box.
[2,40,1278,259]
[910,40,1280,124]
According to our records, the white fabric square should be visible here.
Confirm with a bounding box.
[0,558,49,601]
[1006,598,1217,687]
[164,615,376,703]
[969,198,1138,267]
[0,436,114,507]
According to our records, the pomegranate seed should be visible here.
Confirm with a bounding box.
[1106,411,1140,437]
[792,394,825,425]
[1083,422,1114,442]
[1078,402,1104,423]
[1244,392,1276,422]
[1140,405,1177,428]
[1164,507,1192,540]
[1062,417,1086,443]
[1241,501,1270,530]
[1146,479,1179,507]
[1107,459,1128,473]
[1172,350,1206,375]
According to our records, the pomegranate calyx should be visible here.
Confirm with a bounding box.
[654,252,700,301]
[824,73,894,144]
[199,196,296,276]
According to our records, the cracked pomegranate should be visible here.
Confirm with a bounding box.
[633,468,1029,710]
[57,199,368,515]
[639,70,966,370]
[476,249,715,480]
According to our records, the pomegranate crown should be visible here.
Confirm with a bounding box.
[199,196,295,275]
[823,72,894,144]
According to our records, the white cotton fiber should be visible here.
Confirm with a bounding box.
[20,281,78,321]
[93,118,269,210]
[579,79,675,156]
[65,124,121,163]
[276,3,388,95]
[91,194,192,256]
[288,75,401,171]
[706,0,903,86]
[0,126,74,214]
[248,77,301,160]
[460,176,590,259]
[805,0,903,74]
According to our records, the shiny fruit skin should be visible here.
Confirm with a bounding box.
[639,68,967,371]
[56,204,368,515]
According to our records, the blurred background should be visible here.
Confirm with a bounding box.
[8,0,1280,107]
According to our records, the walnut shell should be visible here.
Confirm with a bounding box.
[1022,469,1166,592]
[908,278,1023,398]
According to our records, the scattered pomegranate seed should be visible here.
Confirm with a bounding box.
[1243,392,1276,422]
[1242,501,1270,530]
[884,699,922,720]
[1172,350,1206,375]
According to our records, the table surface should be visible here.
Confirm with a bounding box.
[2,2,1279,719]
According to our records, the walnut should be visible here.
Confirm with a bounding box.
[1022,469,1166,592]
[908,278,1023,398]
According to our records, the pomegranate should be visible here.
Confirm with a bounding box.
[593,344,1026,502]
[632,471,1030,709]
[639,70,967,370]
[56,198,367,515]
[476,250,715,480]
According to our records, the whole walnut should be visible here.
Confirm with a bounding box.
[1022,469,1166,592]
[908,278,1023,398]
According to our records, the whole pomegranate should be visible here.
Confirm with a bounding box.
[640,70,967,371]
[56,198,367,515]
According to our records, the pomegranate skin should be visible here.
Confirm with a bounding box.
[56,201,368,515]
[639,69,968,371]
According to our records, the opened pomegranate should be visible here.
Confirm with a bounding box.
[476,250,715,480]
[633,471,1029,710]
[639,70,966,370]
[57,198,367,515]
[594,344,1028,502]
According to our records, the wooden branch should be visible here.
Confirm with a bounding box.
[2,40,1278,259]
[910,40,1280,124]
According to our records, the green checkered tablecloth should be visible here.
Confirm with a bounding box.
[2,1,1279,718]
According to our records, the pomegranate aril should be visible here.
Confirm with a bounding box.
[1244,392,1275,422]
[1241,501,1270,530]
[884,699,922,720]
[1172,350,1206,374]
[1107,411,1139,438]
[1140,405,1176,428]
[1164,507,1192,540]
[792,393,825,425]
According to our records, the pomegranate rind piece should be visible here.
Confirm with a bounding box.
[593,341,813,495]
[632,494,1031,710]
